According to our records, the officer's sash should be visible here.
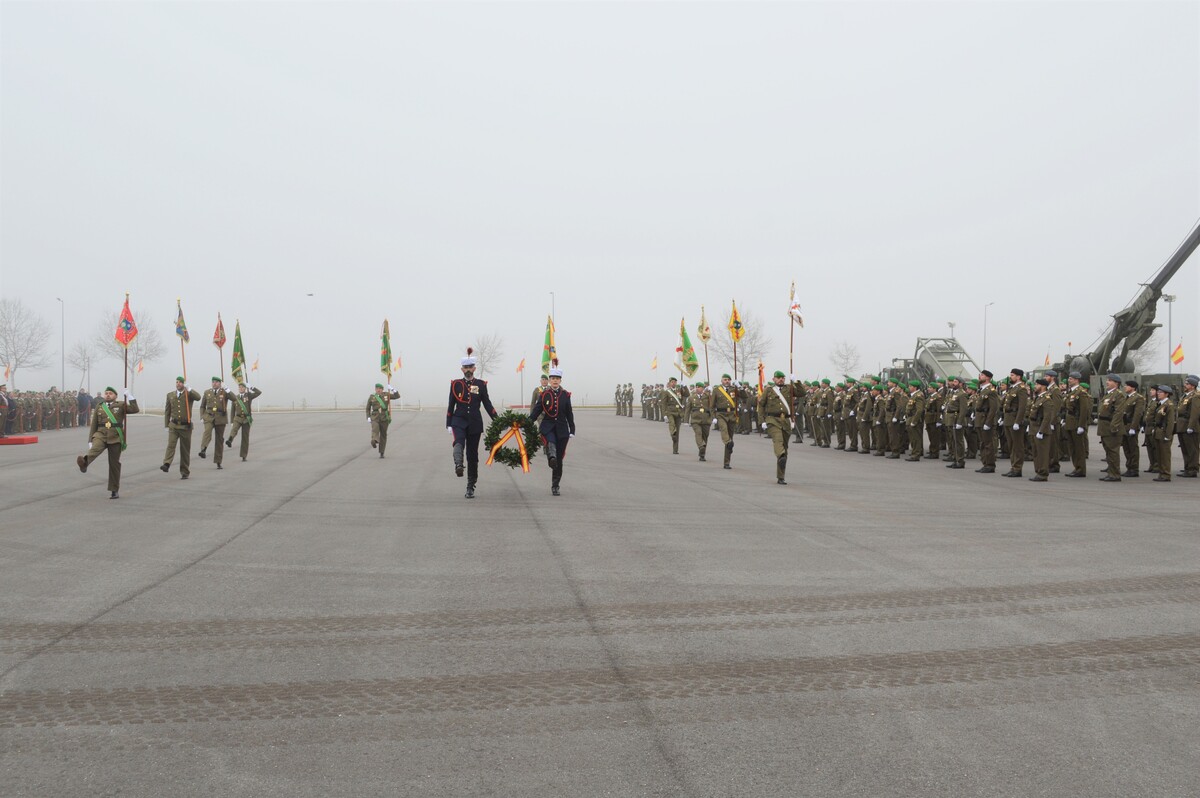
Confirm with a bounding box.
[770,385,794,428]
[235,395,252,425]
[716,386,737,413]
[100,402,126,451]
[665,390,684,410]
[372,393,391,422]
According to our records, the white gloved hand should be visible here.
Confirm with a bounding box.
[892,417,898,423]
[570,433,575,438]
[955,424,962,430]
[1036,432,1044,440]
[1050,424,1056,431]
[1128,429,1136,436]
[827,414,833,419]
[1076,427,1084,435]
[936,422,943,428]
[875,421,881,426]
[387,385,395,392]
[1164,437,1170,442]
[983,424,991,431]
[1013,423,1020,430]
[711,420,718,429]
[761,423,767,431]
[123,388,135,400]
[849,412,856,417]
[1188,428,1195,434]
[446,426,453,434]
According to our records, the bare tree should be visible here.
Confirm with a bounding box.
[710,309,773,381]
[0,298,53,389]
[92,311,166,389]
[1131,330,1161,373]
[829,341,861,377]
[66,341,96,390]
[473,332,506,378]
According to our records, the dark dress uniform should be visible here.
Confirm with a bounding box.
[446,356,498,498]
[529,370,576,496]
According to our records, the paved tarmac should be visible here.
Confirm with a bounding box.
[1,410,1197,797]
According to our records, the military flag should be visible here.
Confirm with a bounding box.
[395,356,403,372]
[114,295,138,349]
[757,361,765,393]
[650,355,658,371]
[789,281,804,328]
[3,363,9,381]
[675,318,699,378]
[230,321,247,384]
[1171,341,1185,365]
[174,301,190,343]
[697,306,712,343]
[541,316,556,375]
[136,359,144,374]
[1044,350,1051,366]
[728,300,745,342]
[380,319,392,379]
[252,357,260,372]
[516,358,526,373]
[213,315,227,349]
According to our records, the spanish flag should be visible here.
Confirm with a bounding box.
[1171,342,1185,366]
[516,358,526,373]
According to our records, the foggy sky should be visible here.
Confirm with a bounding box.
[2,1,1197,408]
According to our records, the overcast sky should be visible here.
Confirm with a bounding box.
[2,0,1197,408]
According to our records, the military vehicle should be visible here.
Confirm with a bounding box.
[881,337,982,385]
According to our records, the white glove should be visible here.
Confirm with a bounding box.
[123,388,135,400]
[711,420,718,429]
[936,422,943,428]
[446,426,453,434]
[983,424,991,431]
[875,421,881,426]
[1050,424,1056,431]
[892,417,898,423]
[849,412,856,417]
[955,424,962,430]
[827,414,833,418]
[1076,427,1084,435]
[761,423,767,431]
[570,433,575,438]
[1164,437,1170,442]
[1013,423,1020,430]
[1036,432,1044,440]
[387,385,395,392]
[1128,429,1136,436]
[1188,429,1195,434]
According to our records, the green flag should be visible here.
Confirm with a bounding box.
[540,315,556,375]
[676,318,699,377]
[380,319,392,379]
[230,321,246,383]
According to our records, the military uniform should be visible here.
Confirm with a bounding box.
[1150,387,1177,482]
[1028,380,1053,481]
[77,387,140,498]
[758,372,795,484]
[974,374,999,472]
[687,384,711,460]
[1063,375,1092,477]
[1096,375,1125,481]
[856,383,875,454]
[1121,382,1146,476]
[198,379,230,466]
[446,354,498,498]
[661,380,685,454]
[708,376,739,469]
[942,379,967,468]
[1001,371,1030,477]
[529,366,575,496]
[923,382,943,459]
[1175,376,1199,477]
[0,384,9,437]
[903,382,925,460]
[367,383,401,457]
[871,384,888,456]
[162,380,201,478]
[226,384,262,461]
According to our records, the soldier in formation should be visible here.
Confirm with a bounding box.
[76,385,139,499]
[446,350,497,499]
[198,377,230,468]
[661,377,685,454]
[529,364,575,496]
[226,381,262,461]
[161,377,201,479]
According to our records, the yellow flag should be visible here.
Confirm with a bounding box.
[728,300,745,342]
[650,355,658,370]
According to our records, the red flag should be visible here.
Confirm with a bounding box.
[1171,342,1185,365]
[114,296,138,349]
[213,315,227,349]
[516,358,526,373]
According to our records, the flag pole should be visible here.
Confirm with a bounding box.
[789,281,796,375]
[218,313,225,383]
[122,292,130,446]
[178,299,192,424]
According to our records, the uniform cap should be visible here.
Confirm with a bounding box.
[1124,380,1139,389]
[845,377,857,383]
[1045,369,1058,378]
[1105,373,1120,384]
[980,369,993,379]
[966,380,979,389]
[821,378,831,384]
[211,376,221,382]
[695,381,705,387]
[836,382,845,389]
[908,380,921,387]
[773,370,785,378]
[1035,378,1049,387]
[722,373,731,380]
[1186,375,1199,386]
[1069,371,1082,380]
[105,386,117,394]
[1080,383,1089,389]
[375,383,384,389]
[1010,368,1025,378]
[175,376,184,383]
[1157,384,1173,395]
[549,367,563,377]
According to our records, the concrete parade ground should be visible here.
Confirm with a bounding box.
[1,410,1197,797]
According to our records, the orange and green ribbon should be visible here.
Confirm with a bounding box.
[486,422,530,472]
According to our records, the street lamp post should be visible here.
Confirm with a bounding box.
[55,297,64,390]
[983,302,994,371]
[1164,294,1176,373]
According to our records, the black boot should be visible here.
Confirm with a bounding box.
[699,446,706,462]
[723,442,733,469]
[465,462,477,498]
[546,441,559,470]
[453,442,464,477]
[198,449,206,459]
[671,432,679,454]
[551,463,562,496]
[777,455,787,485]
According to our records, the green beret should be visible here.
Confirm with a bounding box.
[105,386,117,394]
[935,377,945,383]
[722,373,731,380]
[967,380,979,389]
[821,378,831,384]
[375,383,384,389]
[176,376,185,383]
[836,382,845,388]
[211,376,221,382]
[773,370,785,379]
[695,381,704,387]
[908,380,920,387]
[871,383,883,391]
[1080,382,1089,389]
[887,377,898,384]
[845,377,857,383]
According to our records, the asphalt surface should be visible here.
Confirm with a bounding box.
[2,410,1197,797]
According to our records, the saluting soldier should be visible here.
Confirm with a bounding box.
[688,382,711,461]
[366,382,401,458]
[1176,375,1199,478]
[446,350,498,499]
[661,377,686,454]
[1121,380,1146,476]
[1001,369,1030,477]
[709,374,740,469]
[759,370,796,484]
[903,381,926,461]
[76,385,139,499]
[226,382,262,461]
[1063,372,1092,477]
[1151,385,1177,482]
[161,377,201,479]
[198,377,230,467]
[528,363,576,496]
[1096,373,1125,482]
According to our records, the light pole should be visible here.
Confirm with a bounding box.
[55,297,64,390]
[1164,294,1176,373]
[982,302,994,371]
[948,321,956,339]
